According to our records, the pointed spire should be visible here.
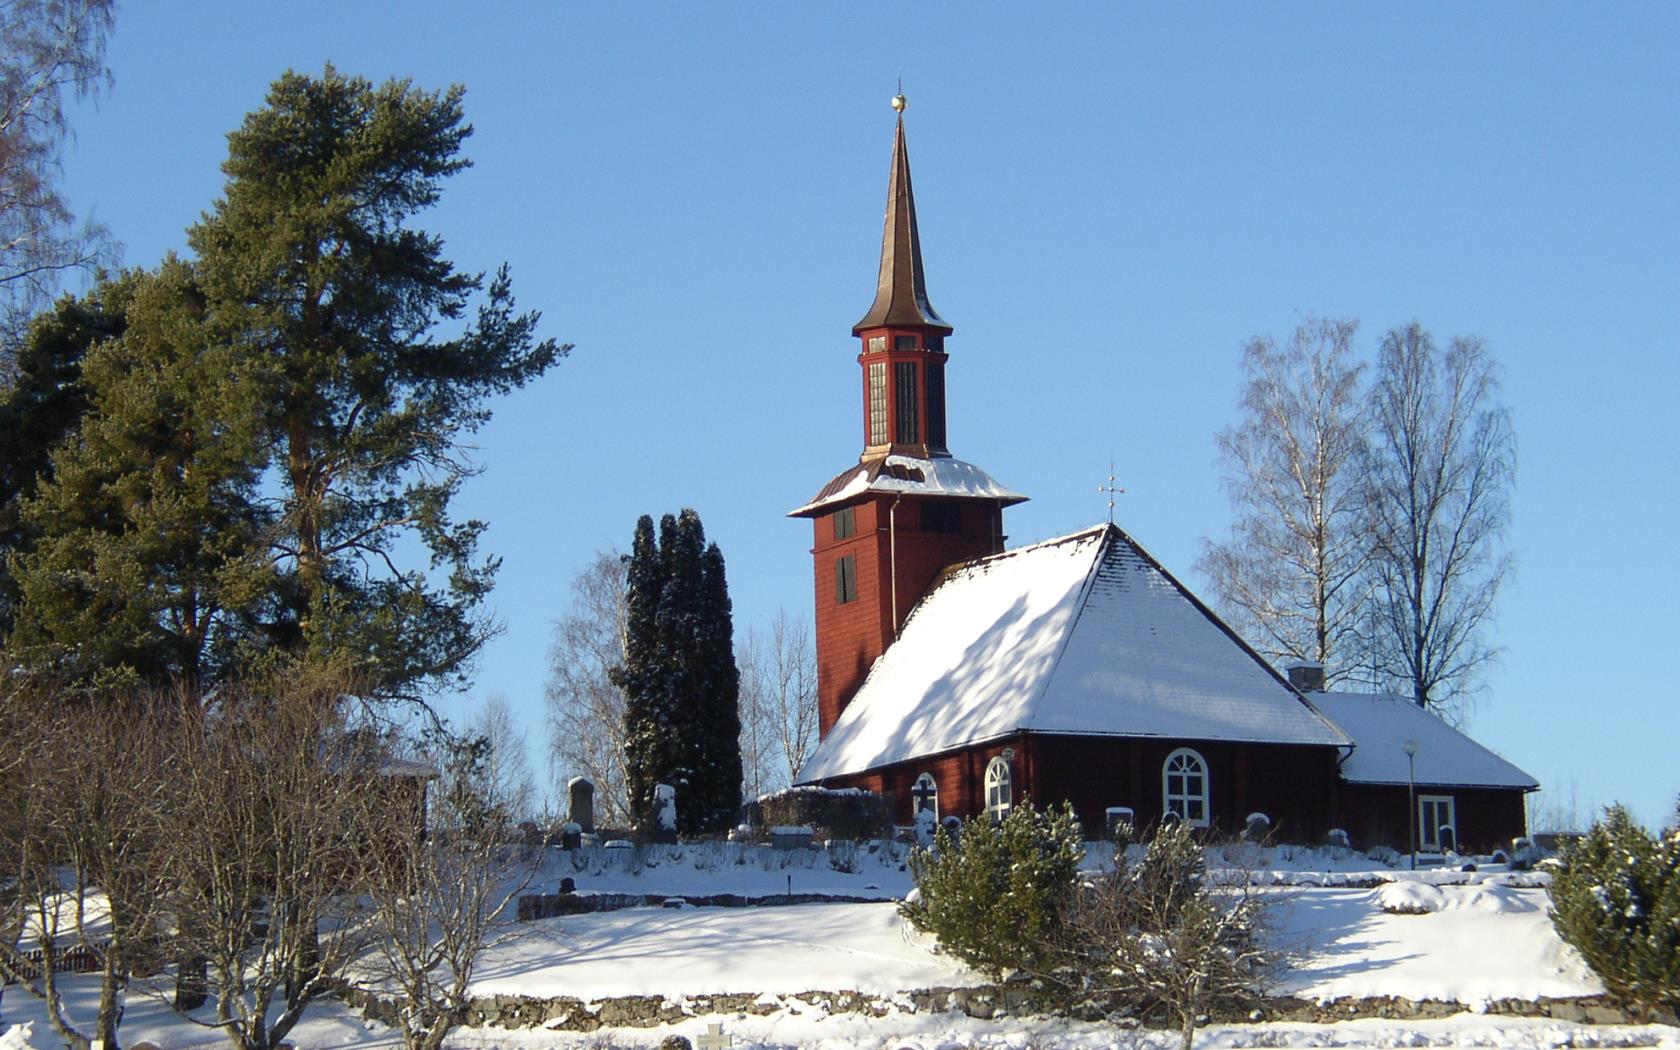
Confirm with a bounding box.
[853,98,953,336]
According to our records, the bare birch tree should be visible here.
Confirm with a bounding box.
[1364,323,1514,712]
[470,692,534,821]
[544,550,632,825]
[1198,317,1372,686]
[163,673,383,1050]
[738,609,819,797]
[0,0,115,352]
[361,728,537,1050]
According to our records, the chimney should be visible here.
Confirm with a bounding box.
[1285,661,1325,693]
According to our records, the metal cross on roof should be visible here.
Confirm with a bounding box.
[1098,459,1126,524]
[697,1022,733,1050]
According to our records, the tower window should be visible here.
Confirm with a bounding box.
[833,506,855,541]
[920,500,961,533]
[867,335,886,354]
[926,360,946,451]
[835,554,858,604]
[867,362,888,445]
[894,335,918,351]
[895,361,919,444]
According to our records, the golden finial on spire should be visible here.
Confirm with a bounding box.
[892,77,906,113]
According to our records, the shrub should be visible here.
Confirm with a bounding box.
[747,787,893,841]
[899,801,1083,978]
[1548,805,1680,1011]
[1045,822,1278,1050]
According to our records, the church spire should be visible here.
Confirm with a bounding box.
[852,94,952,336]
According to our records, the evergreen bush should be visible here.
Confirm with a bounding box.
[1548,805,1680,1010]
[899,801,1083,978]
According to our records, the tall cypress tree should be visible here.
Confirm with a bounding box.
[613,509,741,835]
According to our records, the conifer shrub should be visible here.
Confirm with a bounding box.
[899,801,1084,978]
[1548,805,1680,1011]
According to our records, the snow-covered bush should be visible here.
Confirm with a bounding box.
[1548,805,1680,1011]
[1041,821,1278,1050]
[899,801,1083,978]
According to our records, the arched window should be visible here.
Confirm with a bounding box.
[984,756,1012,822]
[1162,748,1210,828]
[911,772,939,821]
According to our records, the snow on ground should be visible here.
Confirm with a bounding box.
[473,901,978,1000]
[1273,884,1602,1003]
[0,846,1649,1048]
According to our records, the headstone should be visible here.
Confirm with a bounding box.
[567,776,596,834]
[697,1021,733,1050]
[940,814,963,846]
[518,820,541,846]
[910,777,938,816]
[604,839,635,870]
[771,825,813,850]
[1511,836,1537,870]
[1437,824,1457,855]
[559,821,582,851]
[1243,812,1272,842]
[914,806,937,846]
[1324,828,1351,849]
[558,876,576,894]
[1106,807,1135,847]
[650,783,678,843]
[1161,809,1184,828]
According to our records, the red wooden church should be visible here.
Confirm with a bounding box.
[791,100,1535,853]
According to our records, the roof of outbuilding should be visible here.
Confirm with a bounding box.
[798,523,1352,781]
[1310,691,1539,790]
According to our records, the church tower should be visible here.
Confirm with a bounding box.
[791,96,1027,739]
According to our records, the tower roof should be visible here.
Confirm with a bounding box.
[852,108,953,336]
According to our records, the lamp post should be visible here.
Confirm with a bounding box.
[1402,739,1420,871]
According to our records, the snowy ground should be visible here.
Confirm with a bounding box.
[2,845,1673,1048]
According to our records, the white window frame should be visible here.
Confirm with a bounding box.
[984,756,1012,822]
[911,772,939,821]
[1419,794,1457,851]
[1162,747,1210,828]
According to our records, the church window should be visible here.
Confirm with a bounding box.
[867,335,886,354]
[912,772,939,821]
[833,506,855,541]
[920,500,961,533]
[1162,748,1209,827]
[984,756,1012,821]
[1419,795,1456,852]
[894,335,918,351]
[926,359,946,451]
[835,554,858,604]
[895,362,919,444]
[868,363,888,445]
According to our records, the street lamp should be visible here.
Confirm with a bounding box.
[1402,739,1420,871]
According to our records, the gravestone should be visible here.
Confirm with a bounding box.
[558,876,576,893]
[940,814,962,846]
[1105,807,1135,845]
[559,822,582,851]
[1437,824,1457,855]
[914,806,937,846]
[567,776,596,834]
[1243,812,1272,842]
[771,825,813,850]
[603,839,635,870]
[697,1022,733,1050]
[650,783,678,844]
[1324,827,1351,849]
[1511,836,1537,870]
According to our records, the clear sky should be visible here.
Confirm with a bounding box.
[59,4,1679,828]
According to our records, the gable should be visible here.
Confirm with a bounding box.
[798,524,1349,782]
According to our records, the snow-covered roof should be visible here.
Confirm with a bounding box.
[798,524,1351,781]
[788,454,1027,517]
[1312,692,1539,790]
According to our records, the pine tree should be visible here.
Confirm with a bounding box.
[185,66,565,697]
[613,509,742,835]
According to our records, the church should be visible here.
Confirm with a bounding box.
[790,99,1535,854]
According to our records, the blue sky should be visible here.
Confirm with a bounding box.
[61,4,1679,828]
